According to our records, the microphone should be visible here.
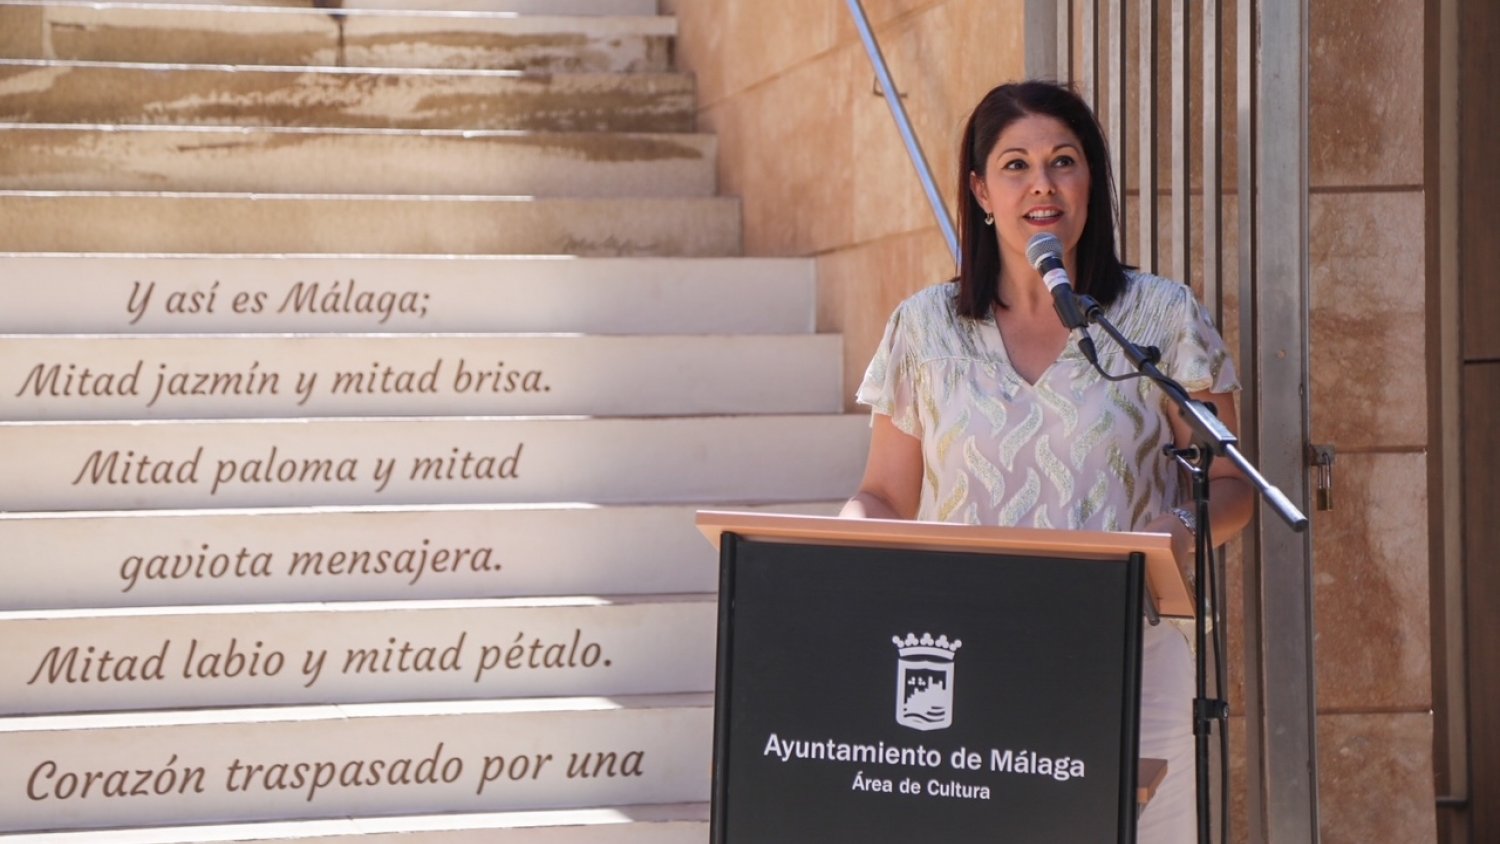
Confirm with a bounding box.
[1025,232,1091,330]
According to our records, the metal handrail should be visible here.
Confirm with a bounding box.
[843,0,960,263]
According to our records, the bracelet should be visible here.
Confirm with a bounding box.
[1169,506,1198,536]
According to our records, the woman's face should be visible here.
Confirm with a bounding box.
[969,113,1091,271]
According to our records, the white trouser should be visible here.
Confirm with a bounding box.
[1136,620,1196,843]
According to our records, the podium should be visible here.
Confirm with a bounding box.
[697,510,1186,844]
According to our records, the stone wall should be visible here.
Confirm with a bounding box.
[662,0,1024,407]
[1303,0,1435,840]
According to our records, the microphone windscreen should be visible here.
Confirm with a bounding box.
[1026,232,1064,269]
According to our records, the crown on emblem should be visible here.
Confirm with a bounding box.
[892,632,962,660]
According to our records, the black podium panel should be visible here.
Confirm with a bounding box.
[712,536,1144,843]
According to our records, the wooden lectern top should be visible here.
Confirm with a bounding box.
[696,509,1192,619]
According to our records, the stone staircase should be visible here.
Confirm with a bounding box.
[0,1,868,840]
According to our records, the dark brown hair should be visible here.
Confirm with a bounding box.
[955,80,1128,319]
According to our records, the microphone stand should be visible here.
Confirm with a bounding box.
[1068,293,1308,844]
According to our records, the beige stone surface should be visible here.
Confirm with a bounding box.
[0,415,868,511]
[665,0,843,109]
[835,0,948,40]
[700,44,859,258]
[849,24,956,247]
[1317,712,1437,843]
[1309,0,1424,188]
[337,18,672,74]
[0,62,696,133]
[0,7,42,59]
[339,0,658,10]
[1309,190,1427,449]
[1310,452,1432,711]
[1225,713,1437,844]
[848,0,1026,247]
[0,697,715,833]
[81,0,659,10]
[0,254,820,335]
[816,227,956,411]
[0,5,675,73]
[0,127,716,196]
[677,0,1023,261]
[0,193,741,256]
[1,333,842,420]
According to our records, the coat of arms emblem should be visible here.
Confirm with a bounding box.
[893,632,961,731]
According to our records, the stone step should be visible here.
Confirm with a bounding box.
[0,59,694,132]
[0,192,740,255]
[0,254,815,334]
[0,2,675,73]
[0,414,870,510]
[0,804,708,843]
[339,0,658,11]
[95,0,661,13]
[0,125,716,196]
[1,595,714,715]
[0,333,842,420]
[0,694,711,833]
[0,501,837,611]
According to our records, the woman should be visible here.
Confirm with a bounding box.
[841,80,1253,841]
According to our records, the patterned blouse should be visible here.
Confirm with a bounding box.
[857,271,1239,530]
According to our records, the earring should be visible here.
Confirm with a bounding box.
[983,213,994,226]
